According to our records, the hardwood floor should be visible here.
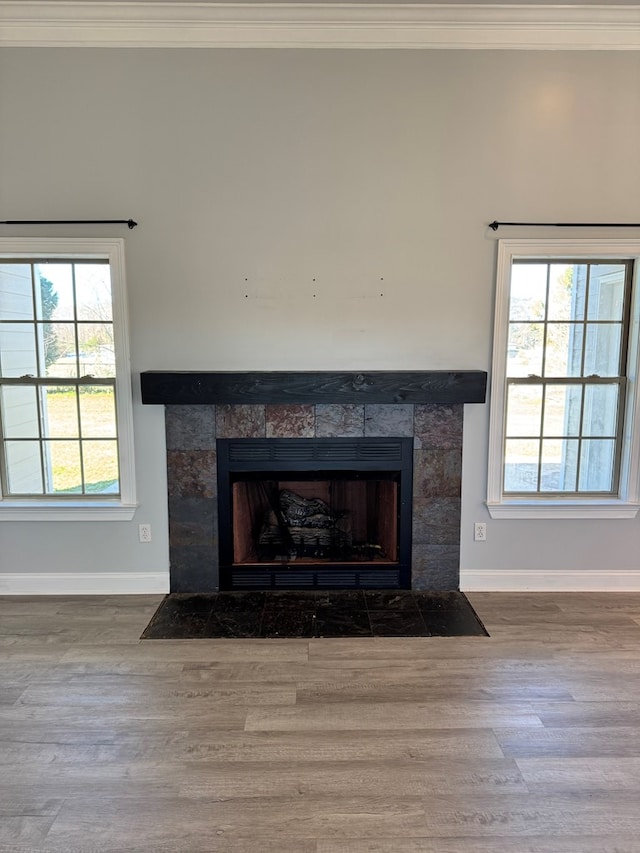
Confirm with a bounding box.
[1,591,640,851]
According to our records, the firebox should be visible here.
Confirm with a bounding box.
[216,437,413,590]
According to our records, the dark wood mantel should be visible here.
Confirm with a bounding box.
[140,370,487,406]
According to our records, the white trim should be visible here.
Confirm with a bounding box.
[0,238,137,519]
[0,502,137,521]
[461,568,640,591]
[1,2,640,50]
[0,571,169,595]
[487,238,640,519]
[487,500,640,519]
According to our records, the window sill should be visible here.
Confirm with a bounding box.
[487,500,640,519]
[0,501,138,521]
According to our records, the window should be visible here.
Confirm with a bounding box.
[0,238,136,520]
[487,239,640,518]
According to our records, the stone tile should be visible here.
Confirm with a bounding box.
[412,447,462,499]
[169,546,219,593]
[203,612,263,638]
[263,591,319,611]
[167,451,217,498]
[163,397,467,593]
[266,404,316,438]
[413,590,468,611]
[211,592,266,613]
[364,591,422,612]
[165,405,216,450]
[314,607,372,637]
[141,591,488,638]
[168,497,218,547]
[422,608,488,637]
[316,590,367,608]
[413,404,463,449]
[141,594,216,639]
[261,609,316,639]
[364,404,414,437]
[315,404,364,437]
[216,404,266,438]
[411,544,460,591]
[412,497,461,545]
[413,592,488,635]
[368,610,429,637]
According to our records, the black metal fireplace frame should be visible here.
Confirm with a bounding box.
[216,437,414,590]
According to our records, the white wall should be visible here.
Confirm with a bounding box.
[1,48,639,591]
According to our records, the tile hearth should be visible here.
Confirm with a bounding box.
[141,591,489,639]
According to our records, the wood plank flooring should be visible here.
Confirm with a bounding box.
[1,591,640,852]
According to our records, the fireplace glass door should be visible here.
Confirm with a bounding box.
[217,438,413,590]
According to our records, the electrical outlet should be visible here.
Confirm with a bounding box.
[474,522,487,542]
[138,523,152,543]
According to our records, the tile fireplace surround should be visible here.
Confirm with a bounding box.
[141,371,487,593]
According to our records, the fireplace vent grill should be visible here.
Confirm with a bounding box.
[316,572,358,587]
[229,568,402,589]
[226,438,407,465]
[230,572,271,588]
[359,570,401,588]
[274,572,316,587]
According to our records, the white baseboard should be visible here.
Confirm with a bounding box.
[5,569,639,595]
[0,572,169,595]
[460,569,640,592]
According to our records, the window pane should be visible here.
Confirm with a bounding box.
[40,323,78,377]
[547,264,583,321]
[504,439,539,491]
[506,384,542,437]
[82,440,119,493]
[542,384,582,437]
[587,265,626,322]
[510,264,547,321]
[0,322,38,377]
[544,323,584,376]
[541,439,579,491]
[0,249,131,506]
[496,250,632,504]
[36,264,74,321]
[1,386,39,438]
[583,385,619,437]
[584,324,622,376]
[42,387,79,438]
[507,323,544,376]
[44,440,82,493]
[5,440,43,494]
[0,264,34,320]
[79,387,117,438]
[75,264,113,322]
[579,440,616,492]
[77,324,115,378]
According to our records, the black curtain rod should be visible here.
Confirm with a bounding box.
[490,220,640,232]
[0,219,138,229]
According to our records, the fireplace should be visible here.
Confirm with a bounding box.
[140,370,487,592]
[216,437,413,589]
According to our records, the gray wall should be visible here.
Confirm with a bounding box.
[1,48,639,588]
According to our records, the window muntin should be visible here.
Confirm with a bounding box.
[503,259,632,497]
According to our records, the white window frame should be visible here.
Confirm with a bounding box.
[0,237,137,521]
[487,238,640,519]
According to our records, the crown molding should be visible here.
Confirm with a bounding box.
[0,2,639,49]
